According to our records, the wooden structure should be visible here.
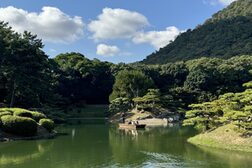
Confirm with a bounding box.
[119,123,146,130]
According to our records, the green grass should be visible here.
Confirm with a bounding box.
[188,124,252,153]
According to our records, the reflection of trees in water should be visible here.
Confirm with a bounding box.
[108,125,198,166]
[110,125,252,168]
[66,119,106,125]
[0,125,113,168]
[183,143,252,168]
[44,124,112,168]
[109,127,147,166]
[0,140,53,167]
[1,124,249,168]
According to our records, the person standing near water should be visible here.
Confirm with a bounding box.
[121,113,126,123]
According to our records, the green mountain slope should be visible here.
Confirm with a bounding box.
[208,0,252,22]
[142,0,252,64]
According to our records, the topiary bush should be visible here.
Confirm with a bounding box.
[0,108,13,115]
[0,112,12,118]
[31,112,46,122]
[13,111,33,118]
[13,109,46,122]
[1,115,38,136]
[39,119,54,132]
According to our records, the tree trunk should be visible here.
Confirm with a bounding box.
[10,80,16,107]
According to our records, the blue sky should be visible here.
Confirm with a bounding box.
[0,0,235,63]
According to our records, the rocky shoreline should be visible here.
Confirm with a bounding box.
[109,109,181,126]
[0,126,57,142]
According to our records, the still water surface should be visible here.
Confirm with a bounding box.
[0,122,251,168]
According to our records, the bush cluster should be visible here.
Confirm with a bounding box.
[31,112,47,122]
[0,108,54,136]
[39,119,55,132]
[0,112,12,118]
[1,115,38,136]
[13,109,46,122]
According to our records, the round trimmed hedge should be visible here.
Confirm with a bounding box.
[39,119,54,132]
[0,108,13,114]
[0,112,12,118]
[1,115,38,136]
[13,110,46,122]
[31,112,46,122]
[13,111,33,118]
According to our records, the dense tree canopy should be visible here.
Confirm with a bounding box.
[0,23,115,107]
[0,22,52,107]
[133,89,163,112]
[109,70,154,101]
[109,97,131,114]
[184,80,252,132]
[54,52,114,104]
[1,22,252,124]
[207,0,252,22]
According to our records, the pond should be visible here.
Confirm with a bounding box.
[0,121,251,168]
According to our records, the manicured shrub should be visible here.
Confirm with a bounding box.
[39,119,54,132]
[0,108,14,115]
[13,111,33,118]
[0,112,12,118]
[1,115,38,136]
[13,109,46,122]
[31,112,46,122]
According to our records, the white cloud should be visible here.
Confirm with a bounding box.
[0,6,84,43]
[204,0,237,5]
[132,26,181,49]
[88,8,149,40]
[49,48,57,53]
[218,0,236,5]
[96,44,120,57]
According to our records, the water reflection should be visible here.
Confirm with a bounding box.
[109,124,252,168]
[71,129,76,139]
[193,145,252,168]
[0,123,251,168]
[0,140,53,166]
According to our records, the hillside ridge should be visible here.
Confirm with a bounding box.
[142,0,252,64]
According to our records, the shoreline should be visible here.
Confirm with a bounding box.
[187,124,252,153]
[0,126,57,142]
[0,131,57,142]
[109,108,181,126]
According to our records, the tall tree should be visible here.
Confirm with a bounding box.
[0,22,52,107]
[109,70,154,101]
[54,52,114,104]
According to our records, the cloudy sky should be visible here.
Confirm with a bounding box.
[0,0,236,63]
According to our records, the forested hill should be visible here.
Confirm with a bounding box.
[207,0,252,22]
[141,0,252,64]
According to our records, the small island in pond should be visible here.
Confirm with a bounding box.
[108,71,252,152]
[0,108,55,141]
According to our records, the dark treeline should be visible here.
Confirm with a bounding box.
[0,22,52,108]
[53,53,114,105]
[0,22,114,107]
[1,22,252,111]
[113,56,252,109]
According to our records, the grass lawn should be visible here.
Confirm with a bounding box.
[188,124,252,153]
